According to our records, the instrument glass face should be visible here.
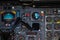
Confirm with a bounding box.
[2,12,15,21]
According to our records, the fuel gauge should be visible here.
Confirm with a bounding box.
[46,17,53,23]
[46,24,52,30]
[54,24,60,30]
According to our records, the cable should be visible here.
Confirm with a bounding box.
[12,17,32,31]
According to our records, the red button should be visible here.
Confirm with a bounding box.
[25,13,30,17]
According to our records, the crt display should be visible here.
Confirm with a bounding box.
[3,12,14,20]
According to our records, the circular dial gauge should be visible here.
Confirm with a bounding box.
[32,12,40,20]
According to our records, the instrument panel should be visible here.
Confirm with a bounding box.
[0,5,60,40]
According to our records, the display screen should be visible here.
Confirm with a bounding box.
[2,12,15,21]
[4,13,14,19]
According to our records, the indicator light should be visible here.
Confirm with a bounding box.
[25,13,30,17]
